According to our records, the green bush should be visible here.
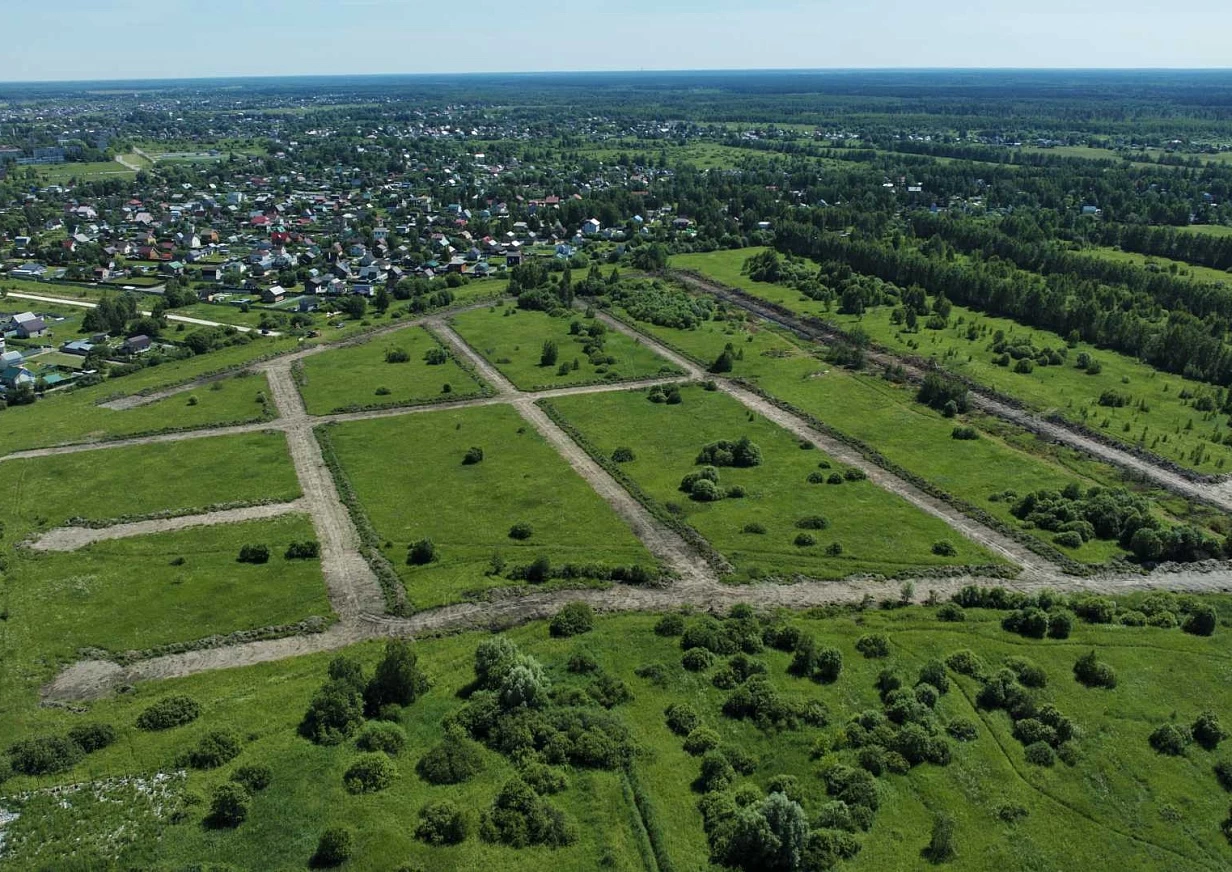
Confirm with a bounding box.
[187,730,242,770]
[1183,605,1218,637]
[795,515,829,530]
[284,539,321,559]
[1054,531,1084,548]
[945,649,984,677]
[7,735,84,776]
[1006,656,1048,689]
[480,778,577,848]
[417,736,485,784]
[683,726,721,756]
[925,813,957,862]
[462,446,485,465]
[407,538,437,565]
[311,826,355,868]
[550,602,595,638]
[66,723,116,753]
[364,639,430,714]
[947,719,979,741]
[1150,723,1191,756]
[936,602,966,622]
[385,346,411,363]
[682,648,717,672]
[300,679,364,746]
[356,721,407,755]
[1024,741,1056,767]
[416,799,469,846]
[1073,651,1117,689]
[855,633,890,659]
[231,764,273,793]
[206,783,250,829]
[696,750,736,793]
[343,753,397,794]
[508,522,534,540]
[794,532,816,547]
[611,446,636,463]
[237,543,270,564]
[1215,759,1232,791]
[654,613,685,636]
[136,695,201,731]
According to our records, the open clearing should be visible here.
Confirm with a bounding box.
[449,305,682,390]
[297,324,486,415]
[547,384,1003,581]
[324,403,658,609]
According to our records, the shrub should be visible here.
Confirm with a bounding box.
[931,540,958,557]
[1195,711,1230,751]
[7,735,83,776]
[740,522,767,535]
[925,813,957,862]
[725,745,758,776]
[521,763,569,795]
[795,515,829,530]
[807,471,826,484]
[237,543,270,564]
[187,730,242,769]
[567,649,599,674]
[696,750,736,793]
[1073,651,1117,689]
[285,540,320,559]
[480,778,577,848]
[665,702,701,736]
[654,613,685,636]
[682,648,717,671]
[794,532,816,547]
[462,446,484,465]
[509,522,534,540]
[827,472,844,484]
[385,346,411,363]
[540,340,559,367]
[588,673,634,708]
[525,555,552,582]
[416,799,469,846]
[1024,741,1056,767]
[67,723,116,753]
[343,753,397,794]
[550,602,594,637]
[1002,607,1049,639]
[365,639,430,713]
[945,649,984,677]
[947,719,979,741]
[311,826,355,868]
[1054,531,1084,548]
[423,346,448,365]
[357,721,407,755]
[1149,724,1191,756]
[407,538,437,565]
[855,634,890,659]
[1183,605,1218,637]
[1215,760,1232,791]
[417,735,486,784]
[936,602,966,622]
[1006,657,1047,689]
[696,437,762,468]
[137,695,201,731]
[684,727,722,756]
[611,446,636,463]
[1048,610,1074,639]
[206,783,249,829]
[231,764,273,793]
[918,660,950,694]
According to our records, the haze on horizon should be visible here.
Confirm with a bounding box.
[5,0,1232,83]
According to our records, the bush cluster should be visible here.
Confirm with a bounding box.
[480,778,577,848]
[285,540,321,559]
[137,696,201,731]
[237,543,270,564]
[695,437,763,468]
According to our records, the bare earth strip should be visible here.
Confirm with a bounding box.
[26,499,310,552]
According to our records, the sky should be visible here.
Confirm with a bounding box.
[4,0,1232,82]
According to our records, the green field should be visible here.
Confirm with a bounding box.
[450,305,682,390]
[674,248,1232,475]
[324,404,657,609]
[1083,246,1232,286]
[547,385,1003,580]
[0,369,277,455]
[607,295,1212,565]
[3,604,1231,870]
[1180,225,1232,238]
[298,325,486,415]
[27,160,137,184]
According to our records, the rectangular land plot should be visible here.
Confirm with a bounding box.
[324,404,657,609]
[547,385,1003,580]
[298,324,486,415]
[676,247,1232,475]
[10,514,332,660]
[450,304,682,390]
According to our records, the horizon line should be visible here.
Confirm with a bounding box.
[5,66,1232,88]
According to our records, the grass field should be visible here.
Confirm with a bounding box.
[3,605,1230,870]
[1083,246,1232,286]
[27,160,136,184]
[298,325,486,415]
[547,385,1003,580]
[1180,225,1232,238]
[675,248,1232,475]
[450,305,682,390]
[0,369,276,455]
[607,297,1212,565]
[0,431,303,710]
[324,404,657,609]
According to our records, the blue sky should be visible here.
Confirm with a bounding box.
[4,0,1231,81]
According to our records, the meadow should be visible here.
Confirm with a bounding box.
[298,325,486,415]
[606,296,1216,565]
[323,404,658,609]
[674,248,1232,475]
[546,385,1002,581]
[2,604,1230,871]
[449,305,682,390]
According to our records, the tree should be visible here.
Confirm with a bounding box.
[540,340,559,367]
[1193,711,1228,750]
[374,285,390,313]
[338,295,366,319]
[499,659,551,710]
[364,639,430,713]
[925,813,957,863]
[709,347,735,373]
[206,783,250,829]
[417,735,485,784]
[474,636,520,689]
[300,679,364,745]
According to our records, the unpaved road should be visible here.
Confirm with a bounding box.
[26,499,310,552]
[671,270,1232,513]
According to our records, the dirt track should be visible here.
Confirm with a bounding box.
[33,296,1232,703]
